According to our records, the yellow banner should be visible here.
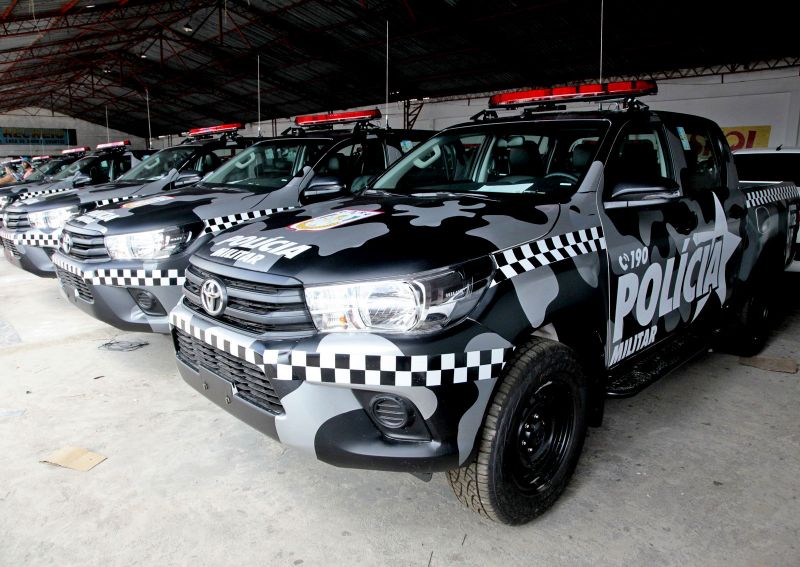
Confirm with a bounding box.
[722,125,771,151]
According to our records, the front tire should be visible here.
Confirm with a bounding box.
[447,337,588,524]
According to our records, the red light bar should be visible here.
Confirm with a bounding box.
[294,109,382,127]
[31,156,50,161]
[489,81,658,108]
[96,140,130,149]
[61,146,91,154]
[188,123,242,136]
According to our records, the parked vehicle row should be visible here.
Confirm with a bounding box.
[3,86,799,525]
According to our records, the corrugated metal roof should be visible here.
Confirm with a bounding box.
[0,0,797,137]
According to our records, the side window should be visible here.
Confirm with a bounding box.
[90,159,113,182]
[673,123,722,191]
[113,156,132,179]
[315,142,364,182]
[605,123,672,196]
[362,140,388,176]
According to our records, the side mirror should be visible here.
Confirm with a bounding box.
[300,176,347,204]
[606,178,680,209]
[73,174,92,187]
[174,171,202,188]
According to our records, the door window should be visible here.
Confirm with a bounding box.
[673,123,723,191]
[604,123,673,200]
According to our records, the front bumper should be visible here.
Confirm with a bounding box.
[0,228,59,277]
[52,252,184,333]
[170,302,513,473]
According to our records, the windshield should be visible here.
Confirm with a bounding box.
[51,156,97,180]
[118,147,196,182]
[734,153,800,184]
[25,159,73,182]
[372,121,609,197]
[201,139,331,189]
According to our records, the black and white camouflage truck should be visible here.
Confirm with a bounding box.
[50,110,432,333]
[0,126,252,277]
[166,81,800,524]
[0,142,152,221]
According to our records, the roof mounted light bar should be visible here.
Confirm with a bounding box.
[294,109,382,127]
[186,123,242,136]
[96,140,131,149]
[31,156,50,161]
[489,80,658,108]
[61,146,91,155]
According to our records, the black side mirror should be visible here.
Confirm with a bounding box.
[300,176,347,204]
[174,171,202,188]
[606,178,680,209]
[73,174,92,187]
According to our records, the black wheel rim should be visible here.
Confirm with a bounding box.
[508,380,575,494]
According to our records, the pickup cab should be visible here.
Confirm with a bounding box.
[0,153,84,215]
[51,110,432,333]
[0,127,253,277]
[167,82,800,524]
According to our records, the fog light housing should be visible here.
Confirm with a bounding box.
[370,395,413,429]
[128,288,166,316]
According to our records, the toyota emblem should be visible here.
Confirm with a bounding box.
[200,278,226,316]
[61,232,72,254]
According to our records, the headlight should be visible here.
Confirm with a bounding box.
[0,195,10,211]
[105,226,192,260]
[28,206,79,229]
[305,258,494,333]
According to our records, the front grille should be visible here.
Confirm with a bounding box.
[1,237,20,258]
[61,227,110,262]
[183,264,314,336]
[55,266,94,302]
[174,328,284,415]
[4,211,29,230]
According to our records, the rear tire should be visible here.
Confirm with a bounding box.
[728,286,771,357]
[447,337,588,524]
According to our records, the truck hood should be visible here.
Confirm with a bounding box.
[6,179,165,213]
[64,182,296,235]
[195,192,561,285]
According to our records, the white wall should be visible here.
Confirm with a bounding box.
[239,67,800,149]
[0,107,146,158]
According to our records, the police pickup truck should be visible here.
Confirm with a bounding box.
[51,110,431,333]
[0,143,152,218]
[0,126,253,277]
[167,82,799,525]
[0,153,82,213]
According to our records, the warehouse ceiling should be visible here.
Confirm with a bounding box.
[0,0,798,137]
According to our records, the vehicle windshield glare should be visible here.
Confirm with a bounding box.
[201,140,330,189]
[734,153,800,184]
[118,147,197,182]
[51,156,96,180]
[24,159,71,182]
[372,121,609,197]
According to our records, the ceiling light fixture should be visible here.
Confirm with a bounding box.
[183,21,193,33]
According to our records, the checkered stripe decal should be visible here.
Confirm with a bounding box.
[52,254,185,286]
[491,226,606,286]
[202,207,296,234]
[744,183,800,208]
[170,311,512,387]
[0,229,60,247]
[18,187,71,201]
[96,195,136,207]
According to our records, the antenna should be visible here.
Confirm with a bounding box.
[385,20,389,127]
[105,105,110,143]
[257,54,262,137]
[145,88,152,149]
[599,0,604,84]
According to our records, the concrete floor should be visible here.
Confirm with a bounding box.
[0,258,798,567]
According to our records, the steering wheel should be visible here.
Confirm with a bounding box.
[544,172,579,183]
